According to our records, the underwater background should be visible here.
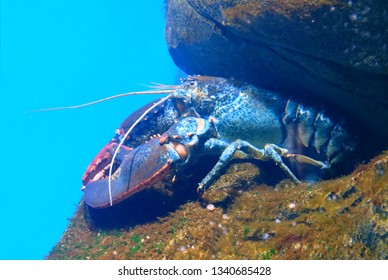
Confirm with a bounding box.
[0,0,176,259]
[2,0,387,260]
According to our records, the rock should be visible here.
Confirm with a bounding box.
[47,151,388,260]
[165,0,388,138]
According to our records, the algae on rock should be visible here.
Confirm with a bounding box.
[47,151,388,260]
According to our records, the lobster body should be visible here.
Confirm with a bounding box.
[83,76,360,208]
[172,77,357,174]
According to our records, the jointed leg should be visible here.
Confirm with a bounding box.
[198,140,301,195]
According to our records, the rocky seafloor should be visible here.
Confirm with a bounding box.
[47,151,387,260]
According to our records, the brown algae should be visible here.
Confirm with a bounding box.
[47,152,388,260]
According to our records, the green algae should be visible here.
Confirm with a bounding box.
[47,151,388,260]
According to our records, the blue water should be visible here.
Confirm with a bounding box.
[0,1,176,259]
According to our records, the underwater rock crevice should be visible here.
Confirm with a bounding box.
[165,0,388,138]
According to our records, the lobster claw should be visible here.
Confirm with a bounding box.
[83,137,182,208]
[81,140,132,186]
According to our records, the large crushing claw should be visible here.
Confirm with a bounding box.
[83,117,218,208]
[82,95,182,189]
[84,137,180,208]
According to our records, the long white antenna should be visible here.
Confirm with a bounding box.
[28,90,174,112]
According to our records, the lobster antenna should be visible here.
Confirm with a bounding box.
[28,89,174,113]
[107,95,171,206]
[139,83,180,90]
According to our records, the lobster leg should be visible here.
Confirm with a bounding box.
[285,153,329,169]
[198,140,302,194]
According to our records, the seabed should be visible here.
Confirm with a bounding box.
[48,151,388,260]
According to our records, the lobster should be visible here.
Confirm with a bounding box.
[82,76,362,209]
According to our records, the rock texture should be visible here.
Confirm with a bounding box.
[47,151,387,260]
[165,0,388,138]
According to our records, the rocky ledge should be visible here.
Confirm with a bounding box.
[165,0,388,138]
[47,151,387,260]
